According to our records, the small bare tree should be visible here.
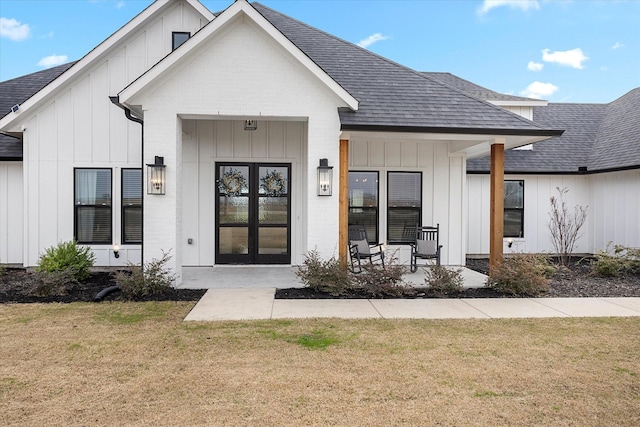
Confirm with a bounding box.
[548,187,588,266]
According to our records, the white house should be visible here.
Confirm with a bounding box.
[0,0,586,284]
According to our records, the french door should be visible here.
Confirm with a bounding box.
[215,163,291,264]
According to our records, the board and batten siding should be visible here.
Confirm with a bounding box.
[589,169,640,250]
[0,162,23,264]
[181,119,306,266]
[349,138,467,265]
[19,1,208,267]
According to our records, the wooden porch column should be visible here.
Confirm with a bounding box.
[338,139,349,268]
[489,141,505,275]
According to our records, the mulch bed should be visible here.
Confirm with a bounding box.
[2,257,639,303]
[0,269,206,304]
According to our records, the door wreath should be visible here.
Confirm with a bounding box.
[260,169,287,197]
[218,168,247,197]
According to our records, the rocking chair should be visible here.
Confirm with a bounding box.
[348,225,385,273]
[410,224,443,272]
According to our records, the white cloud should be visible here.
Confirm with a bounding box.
[116,1,125,9]
[357,33,390,48]
[478,0,540,15]
[542,48,588,69]
[527,61,544,71]
[520,81,558,99]
[37,54,68,68]
[612,42,624,50]
[0,17,31,41]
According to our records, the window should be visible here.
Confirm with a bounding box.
[122,169,142,244]
[387,172,422,244]
[172,32,190,50]
[504,180,524,238]
[348,171,379,242]
[75,169,112,244]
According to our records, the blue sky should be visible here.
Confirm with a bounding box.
[1,0,638,103]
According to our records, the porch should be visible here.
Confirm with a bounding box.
[178,265,488,289]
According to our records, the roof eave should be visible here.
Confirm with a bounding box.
[340,124,564,137]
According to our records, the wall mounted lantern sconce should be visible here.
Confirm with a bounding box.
[244,119,257,131]
[147,156,166,195]
[507,238,513,248]
[317,158,333,196]
[113,245,120,258]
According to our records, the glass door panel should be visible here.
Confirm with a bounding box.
[216,163,290,264]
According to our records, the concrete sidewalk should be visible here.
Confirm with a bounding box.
[184,288,640,321]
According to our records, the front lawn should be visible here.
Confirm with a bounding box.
[1,302,639,426]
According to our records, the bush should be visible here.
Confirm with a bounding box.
[350,253,411,298]
[592,244,640,277]
[424,264,464,294]
[487,254,554,296]
[296,250,352,296]
[29,269,78,297]
[36,240,95,281]
[115,251,176,300]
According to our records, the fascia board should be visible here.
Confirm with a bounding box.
[119,0,359,111]
[0,0,214,132]
[490,100,548,107]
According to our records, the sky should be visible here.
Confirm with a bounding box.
[1,0,639,103]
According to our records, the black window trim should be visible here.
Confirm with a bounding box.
[172,31,190,50]
[386,171,422,245]
[348,170,380,243]
[504,179,525,238]
[121,168,142,245]
[74,167,113,245]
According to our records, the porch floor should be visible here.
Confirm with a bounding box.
[178,266,488,290]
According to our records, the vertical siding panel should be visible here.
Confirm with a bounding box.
[127,33,147,83]
[401,141,418,168]
[109,55,128,163]
[419,142,434,224]
[385,141,401,167]
[284,121,303,159]
[267,121,285,158]
[215,121,233,158]
[250,122,268,158]
[57,92,73,161]
[38,104,57,161]
[369,141,385,167]
[73,76,92,162]
[351,140,368,167]
[232,120,250,158]
[0,166,7,262]
[92,63,110,162]
[147,19,164,65]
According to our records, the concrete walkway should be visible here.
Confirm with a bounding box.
[181,266,640,321]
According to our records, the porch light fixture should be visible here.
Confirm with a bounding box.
[244,120,257,131]
[113,245,120,258]
[317,158,333,196]
[147,156,166,195]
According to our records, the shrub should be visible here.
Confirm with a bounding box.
[351,253,411,298]
[115,251,176,300]
[424,264,464,294]
[296,250,352,296]
[487,253,554,296]
[36,240,95,281]
[548,187,588,266]
[592,244,640,277]
[29,269,78,297]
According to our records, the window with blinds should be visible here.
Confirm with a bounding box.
[122,169,142,244]
[348,171,379,242]
[387,172,422,244]
[504,180,524,238]
[74,169,112,244]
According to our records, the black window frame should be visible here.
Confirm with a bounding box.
[74,168,112,245]
[172,31,190,50]
[121,168,142,244]
[504,180,524,238]
[348,171,379,243]
[387,171,422,244]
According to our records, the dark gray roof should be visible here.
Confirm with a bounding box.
[252,3,559,136]
[0,62,75,160]
[422,72,539,103]
[467,88,640,174]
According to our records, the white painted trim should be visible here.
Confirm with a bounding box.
[0,0,214,132]
[119,0,358,111]
[490,100,548,107]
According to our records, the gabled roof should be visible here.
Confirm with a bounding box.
[0,0,214,133]
[253,3,558,136]
[423,72,547,106]
[0,62,76,159]
[467,88,640,174]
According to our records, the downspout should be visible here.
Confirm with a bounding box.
[109,96,144,265]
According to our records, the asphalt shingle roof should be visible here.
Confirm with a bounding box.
[422,72,539,103]
[467,88,640,174]
[0,62,75,160]
[252,3,557,135]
